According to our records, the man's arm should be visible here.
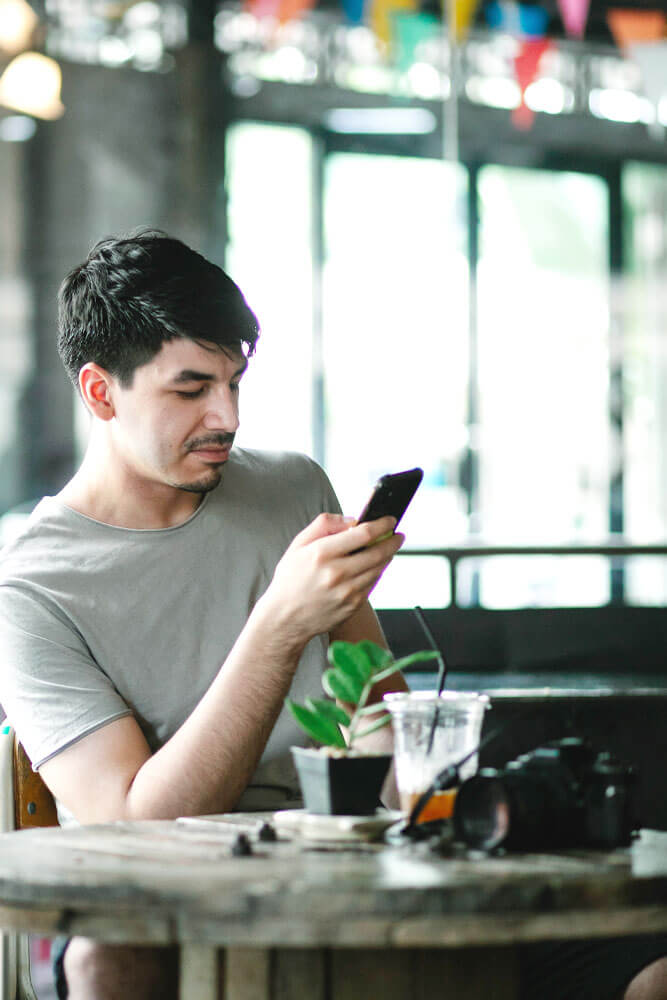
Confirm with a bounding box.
[39,513,403,824]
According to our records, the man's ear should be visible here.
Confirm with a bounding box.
[79,364,116,421]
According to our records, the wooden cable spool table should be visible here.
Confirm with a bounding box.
[0,814,666,999]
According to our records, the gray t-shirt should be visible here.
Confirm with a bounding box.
[0,448,341,812]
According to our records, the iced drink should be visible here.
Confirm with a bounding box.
[384,690,490,821]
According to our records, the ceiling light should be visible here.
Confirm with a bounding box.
[0,53,64,120]
[0,0,38,54]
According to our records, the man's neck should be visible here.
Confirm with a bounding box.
[57,436,205,531]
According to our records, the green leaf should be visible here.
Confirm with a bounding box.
[356,640,393,673]
[352,714,393,740]
[327,641,375,688]
[306,698,351,728]
[322,667,363,704]
[285,699,346,748]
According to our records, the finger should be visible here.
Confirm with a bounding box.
[289,512,356,549]
[319,516,398,558]
[344,531,404,573]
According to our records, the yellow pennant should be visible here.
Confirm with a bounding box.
[442,0,480,41]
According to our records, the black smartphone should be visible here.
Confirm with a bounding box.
[357,467,424,528]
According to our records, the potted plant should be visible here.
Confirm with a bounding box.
[286,640,439,815]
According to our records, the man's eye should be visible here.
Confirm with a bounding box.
[177,388,205,399]
[230,382,240,393]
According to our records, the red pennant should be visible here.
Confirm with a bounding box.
[512,38,551,130]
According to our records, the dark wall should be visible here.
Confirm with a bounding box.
[8,48,230,506]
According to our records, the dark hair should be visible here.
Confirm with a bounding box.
[57,229,259,387]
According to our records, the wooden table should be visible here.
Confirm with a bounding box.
[0,815,666,1000]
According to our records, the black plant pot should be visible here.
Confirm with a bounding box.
[291,747,392,815]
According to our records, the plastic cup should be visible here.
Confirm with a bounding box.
[383,690,490,820]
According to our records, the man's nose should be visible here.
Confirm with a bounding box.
[202,388,240,431]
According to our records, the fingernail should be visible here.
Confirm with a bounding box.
[343,516,357,525]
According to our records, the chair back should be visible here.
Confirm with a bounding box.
[0,726,57,1000]
[12,737,58,830]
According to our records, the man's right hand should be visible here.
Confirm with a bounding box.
[259,512,404,651]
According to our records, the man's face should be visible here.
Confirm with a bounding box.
[109,338,247,495]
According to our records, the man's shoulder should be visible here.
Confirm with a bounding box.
[230,447,321,474]
[226,448,327,489]
[0,498,72,577]
[212,448,339,522]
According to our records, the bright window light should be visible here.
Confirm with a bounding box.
[323,107,436,134]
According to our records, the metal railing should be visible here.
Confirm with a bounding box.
[398,542,667,608]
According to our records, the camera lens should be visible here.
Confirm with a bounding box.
[453,774,511,850]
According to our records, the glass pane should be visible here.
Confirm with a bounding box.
[458,556,610,609]
[371,554,451,609]
[622,163,667,604]
[225,122,313,455]
[476,166,610,607]
[323,152,469,561]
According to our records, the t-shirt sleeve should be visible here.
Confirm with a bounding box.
[0,585,132,769]
[302,456,343,517]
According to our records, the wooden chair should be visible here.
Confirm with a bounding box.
[0,725,58,1000]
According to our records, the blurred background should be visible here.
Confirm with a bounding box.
[2,0,667,613]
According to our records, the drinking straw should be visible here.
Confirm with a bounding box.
[412,606,448,755]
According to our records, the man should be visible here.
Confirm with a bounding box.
[3,231,666,1000]
[0,230,408,998]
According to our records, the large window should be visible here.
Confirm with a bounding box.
[322,152,468,607]
[475,166,610,608]
[224,122,667,609]
[225,122,314,456]
[622,163,667,604]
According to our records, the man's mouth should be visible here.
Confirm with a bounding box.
[187,436,235,463]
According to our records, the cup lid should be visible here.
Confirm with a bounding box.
[382,690,489,707]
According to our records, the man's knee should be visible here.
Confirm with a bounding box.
[63,937,178,1000]
[624,956,667,1000]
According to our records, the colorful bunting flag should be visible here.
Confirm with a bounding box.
[245,0,281,19]
[370,0,418,48]
[392,12,440,71]
[245,0,315,23]
[556,0,590,39]
[512,36,551,129]
[485,2,548,38]
[277,0,316,22]
[341,0,365,25]
[607,8,666,49]
[448,0,481,42]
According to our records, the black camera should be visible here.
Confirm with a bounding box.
[452,737,639,852]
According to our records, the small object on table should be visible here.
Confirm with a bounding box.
[231,833,253,856]
[273,808,401,843]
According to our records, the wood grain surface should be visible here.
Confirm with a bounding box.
[0,817,664,949]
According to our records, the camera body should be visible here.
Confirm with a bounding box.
[453,737,639,852]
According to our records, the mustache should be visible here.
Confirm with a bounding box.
[186,433,235,451]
